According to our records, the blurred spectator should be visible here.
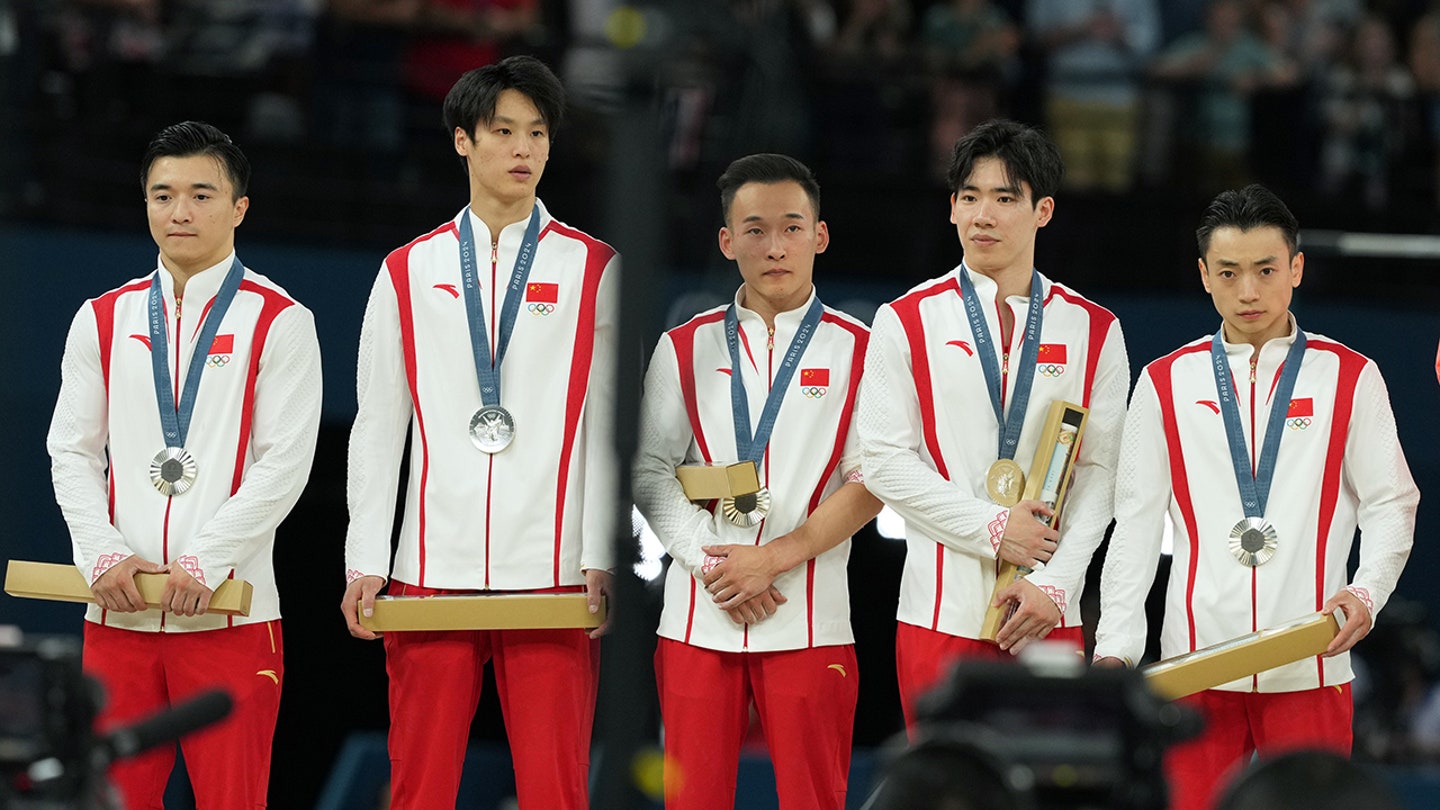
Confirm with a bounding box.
[165,0,323,142]
[919,1,1019,180]
[1027,0,1161,193]
[402,0,541,103]
[1410,3,1440,210]
[1317,14,1416,211]
[316,0,415,153]
[1151,0,1296,193]
[831,0,912,62]
[51,0,165,127]
[1212,749,1404,810]
[819,0,924,174]
[1253,0,1360,80]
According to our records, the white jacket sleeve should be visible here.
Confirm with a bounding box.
[858,304,1004,560]
[1093,369,1170,665]
[1026,318,1130,607]
[632,333,721,578]
[48,304,134,582]
[344,266,412,582]
[189,304,322,579]
[580,254,621,573]
[1342,360,1418,620]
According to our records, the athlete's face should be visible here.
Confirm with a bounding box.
[455,89,550,211]
[1200,225,1303,348]
[950,156,1052,279]
[719,180,828,318]
[145,154,248,279]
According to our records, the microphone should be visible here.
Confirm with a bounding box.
[103,690,233,761]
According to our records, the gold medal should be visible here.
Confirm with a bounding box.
[985,458,1025,507]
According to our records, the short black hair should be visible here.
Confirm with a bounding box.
[140,121,250,199]
[443,55,566,141]
[717,153,821,224]
[946,119,1063,207]
[1196,184,1300,259]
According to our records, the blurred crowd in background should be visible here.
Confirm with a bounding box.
[2,0,1439,262]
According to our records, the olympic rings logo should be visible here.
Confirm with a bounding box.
[1037,363,1065,377]
[802,386,827,398]
[1287,417,1311,430]
[206,355,230,368]
[527,303,555,316]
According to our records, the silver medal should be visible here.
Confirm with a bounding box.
[1228,517,1278,567]
[149,447,198,496]
[469,405,515,453]
[721,487,771,528]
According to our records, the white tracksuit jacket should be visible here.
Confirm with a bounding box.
[634,289,868,652]
[48,252,322,631]
[1094,322,1418,691]
[858,267,1129,639]
[345,201,619,590]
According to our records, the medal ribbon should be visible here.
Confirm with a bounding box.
[958,266,1044,459]
[458,206,542,408]
[1210,328,1307,517]
[148,257,244,449]
[725,297,824,465]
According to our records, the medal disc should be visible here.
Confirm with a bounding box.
[985,458,1025,507]
[149,447,198,496]
[469,406,516,453]
[721,486,771,528]
[1228,517,1278,567]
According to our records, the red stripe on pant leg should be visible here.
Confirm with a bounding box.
[751,645,860,810]
[1164,690,1254,810]
[491,627,600,810]
[654,639,750,810]
[84,623,174,810]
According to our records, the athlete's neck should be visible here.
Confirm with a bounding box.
[741,284,812,330]
[969,263,1033,302]
[160,252,227,300]
[469,194,536,243]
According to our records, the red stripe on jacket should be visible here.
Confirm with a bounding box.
[1148,344,1210,652]
[545,222,617,586]
[890,277,961,630]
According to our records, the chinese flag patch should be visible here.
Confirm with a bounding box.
[526,282,559,303]
[1037,343,1067,363]
[800,368,829,387]
[209,334,234,355]
[1287,398,1313,417]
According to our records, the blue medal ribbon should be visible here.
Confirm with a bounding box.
[148,257,244,449]
[457,206,542,408]
[957,266,1045,459]
[1209,328,1307,517]
[725,297,824,465]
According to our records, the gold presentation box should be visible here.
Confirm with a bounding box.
[1143,612,1341,700]
[358,593,607,632]
[676,461,761,501]
[4,560,253,616]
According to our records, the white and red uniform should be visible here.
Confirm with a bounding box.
[857,267,1128,726]
[633,288,867,809]
[48,252,321,808]
[345,201,618,810]
[1094,320,1418,810]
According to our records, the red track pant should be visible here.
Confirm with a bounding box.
[83,620,284,809]
[894,620,1084,734]
[1165,684,1353,810]
[383,581,599,810]
[655,638,859,810]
